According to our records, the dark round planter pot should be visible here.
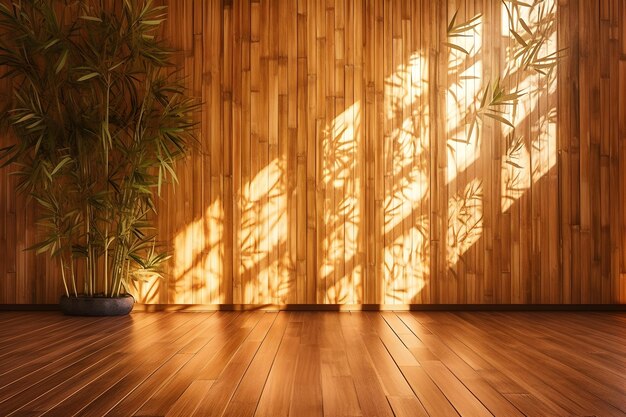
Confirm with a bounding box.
[59,294,135,316]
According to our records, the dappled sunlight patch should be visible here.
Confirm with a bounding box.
[383,220,429,304]
[320,102,363,304]
[381,49,431,304]
[502,138,532,212]
[240,157,288,303]
[447,179,484,270]
[531,106,558,179]
[445,13,483,184]
[384,52,427,122]
[164,0,564,306]
[499,0,558,213]
[172,198,223,304]
[134,276,161,304]
[383,165,429,233]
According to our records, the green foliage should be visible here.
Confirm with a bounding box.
[504,133,525,169]
[444,9,482,55]
[503,0,566,76]
[467,77,524,141]
[0,0,198,297]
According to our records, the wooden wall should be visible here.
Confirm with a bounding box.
[1,0,625,305]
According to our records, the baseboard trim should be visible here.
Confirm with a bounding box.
[2,303,623,312]
[133,303,626,312]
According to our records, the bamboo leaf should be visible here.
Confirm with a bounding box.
[77,72,99,82]
[458,75,480,82]
[55,49,68,74]
[26,119,43,130]
[43,38,60,49]
[502,0,514,26]
[519,18,532,35]
[443,41,470,55]
[450,14,482,33]
[505,159,524,169]
[108,60,125,71]
[79,15,102,22]
[483,111,515,127]
[33,135,43,155]
[50,157,72,176]
[447,9,459,33]
[510,0,533,6]
[140,19,164,26]
[14,113,35,124]
[467,116,478,141]
[479,81,490,108]
[510,28,527,46]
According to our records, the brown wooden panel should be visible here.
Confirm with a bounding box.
[0,0,623,305]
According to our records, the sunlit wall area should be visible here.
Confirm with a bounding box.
[321,102,363,304]
[1,0,624,305]
[382,51,430,304]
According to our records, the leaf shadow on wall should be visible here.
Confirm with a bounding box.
[135,0,560,305]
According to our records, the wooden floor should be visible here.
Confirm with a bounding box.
[0,311,624,417]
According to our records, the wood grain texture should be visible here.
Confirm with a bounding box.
[0,0,625,305]
[0,311,624,416]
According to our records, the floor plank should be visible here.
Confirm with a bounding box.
[166,380,215,417]
[191,313,277,417]
[387,395,429,417]
[102,353,194,417]
[0,311,623,417]
[254,317,301,417]
[222,313,289,417]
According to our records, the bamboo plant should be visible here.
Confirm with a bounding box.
[0,0,197,298]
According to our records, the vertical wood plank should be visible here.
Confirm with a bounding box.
[0,0,622,306]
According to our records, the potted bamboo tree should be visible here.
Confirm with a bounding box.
[0,0,196,315]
